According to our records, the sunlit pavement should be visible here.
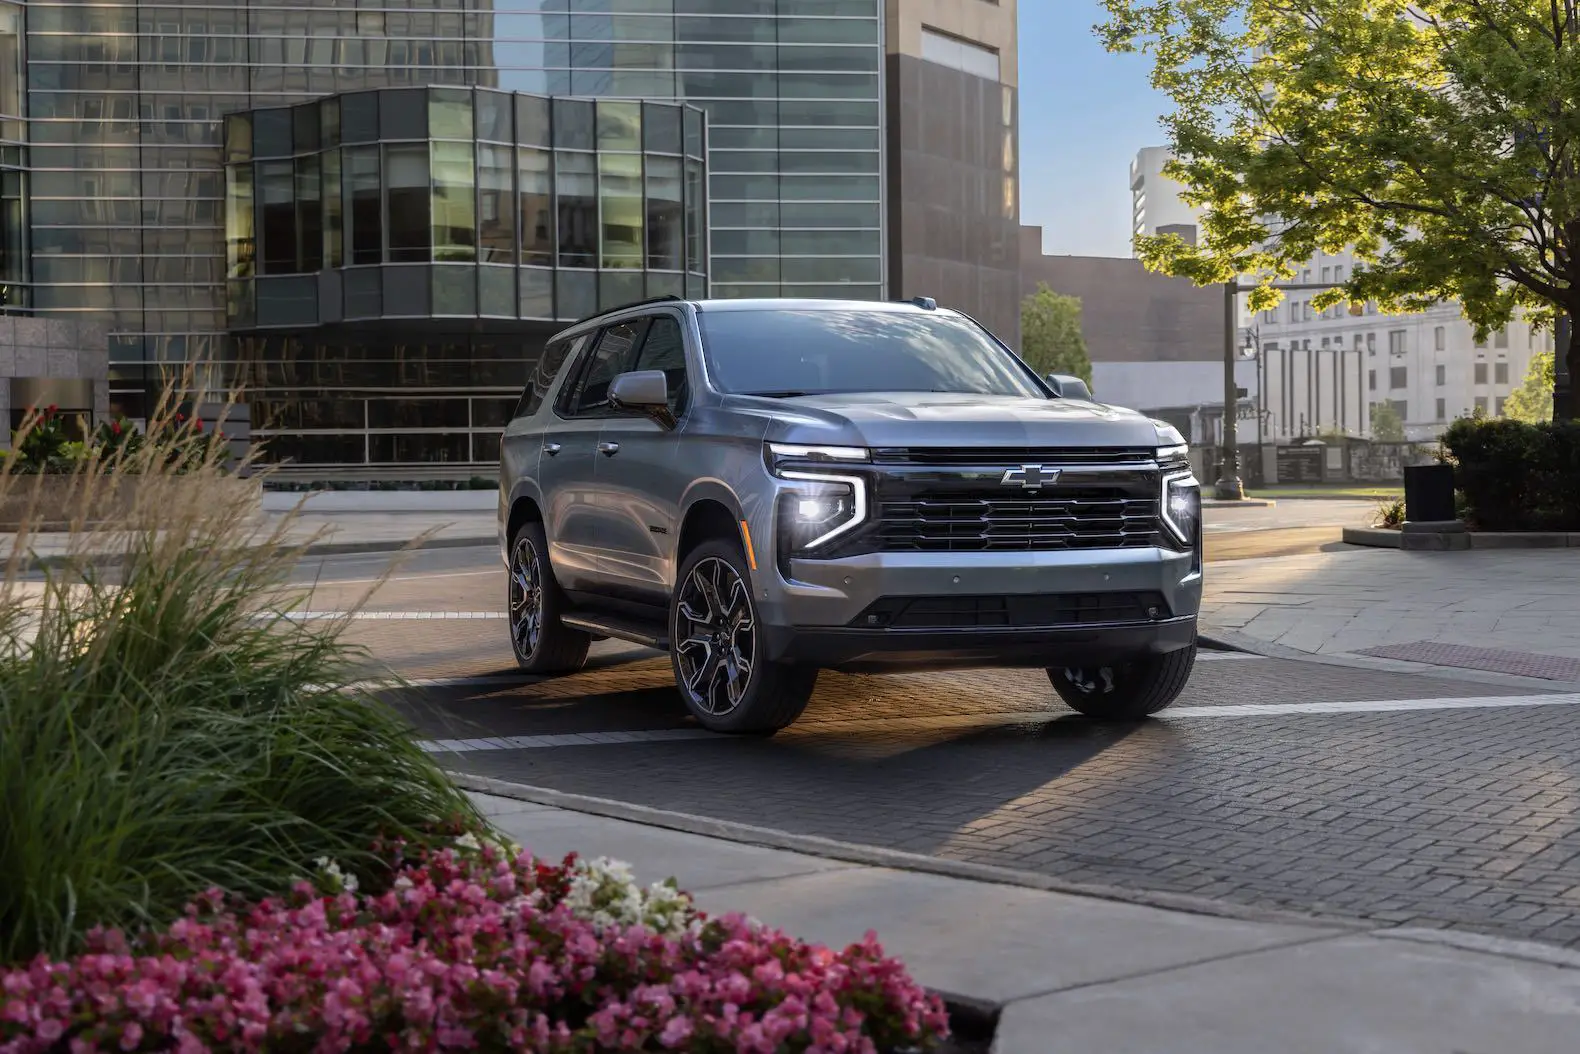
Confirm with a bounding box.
[270,541,1580,954]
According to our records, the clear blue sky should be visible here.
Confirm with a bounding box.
[1017,2,1171,259]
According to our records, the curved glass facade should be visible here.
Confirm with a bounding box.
[220,87,705,469]
[224,87,707,328]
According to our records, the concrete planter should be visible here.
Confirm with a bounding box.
[0,474,262,532]
[1343,525,1580,551]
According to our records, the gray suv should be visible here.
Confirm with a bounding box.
[499,296,1202,734]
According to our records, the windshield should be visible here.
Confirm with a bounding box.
[695,308,1047,399]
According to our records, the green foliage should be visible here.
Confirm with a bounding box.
[1440,415,1580,530]
[0,387,479,964]
[1368,401,1406,442]
[1503,350,1556,423]
[11,407,87,475]
[1099,1,1580,373]
[1019,283,1094,386]
[1375,496,1406,528]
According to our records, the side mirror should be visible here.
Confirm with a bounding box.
[1045,373,1093,401]
[608,370,676,429]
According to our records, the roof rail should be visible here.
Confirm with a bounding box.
[893,295,938,310]
[572,294,686,325]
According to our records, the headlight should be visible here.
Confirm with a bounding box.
[1152,421,1189,463]
[1161,470,1201,548]
[777,470,867,552]
[766,443,869,472]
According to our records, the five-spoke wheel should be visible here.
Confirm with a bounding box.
[507,521,589,674]
[669,539,817,734]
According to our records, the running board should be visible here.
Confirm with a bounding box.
[562,614,669,651]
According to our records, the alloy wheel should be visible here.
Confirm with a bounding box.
[675,556,756,716]
[508,535,545,658]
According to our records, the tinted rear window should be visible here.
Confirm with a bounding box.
[695,309,1044,398]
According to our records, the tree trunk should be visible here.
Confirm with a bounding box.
[1559,312,1576,423]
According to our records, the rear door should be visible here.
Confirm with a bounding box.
[543,317,647,591]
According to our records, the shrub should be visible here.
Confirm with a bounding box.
[1440,416,1580,531]
[0,381,480,965]
[0,841,949,1053]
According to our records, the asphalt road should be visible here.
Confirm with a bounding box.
[275,523,1580,953]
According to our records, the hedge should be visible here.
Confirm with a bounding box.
[1440,417,1580,532]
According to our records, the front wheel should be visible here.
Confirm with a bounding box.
[1047,645,1196,721]
[670,539,817,734]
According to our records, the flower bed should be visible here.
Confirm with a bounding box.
[0,838,948,1053]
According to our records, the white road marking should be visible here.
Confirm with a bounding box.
[416,692,1580,753]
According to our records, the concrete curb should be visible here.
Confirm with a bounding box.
[1202,498,1276,508]
[1196,625,1580,694]
[1343,526,1580,551]
[450,772,1366,932]
[15,533,498,572]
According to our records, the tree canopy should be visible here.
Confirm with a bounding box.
[1019,283,1094,386]
[1368,400,1407,441]
[1099,0,1579,405]
[1504,349,1557,420]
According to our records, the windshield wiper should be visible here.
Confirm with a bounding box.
[739,390,824,398]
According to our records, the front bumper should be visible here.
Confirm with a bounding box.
[757,546,1201,672]
[763,615,1197,671]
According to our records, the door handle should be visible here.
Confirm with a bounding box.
[543,441,562,456]
[597,441,621,457]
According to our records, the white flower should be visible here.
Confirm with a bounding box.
[558,857,697,937]
[312,856,358,894]
[454,832,482,852]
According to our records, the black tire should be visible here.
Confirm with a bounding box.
[670,538,817,734]
[1047,645,1196,720]
[507,521,590,674]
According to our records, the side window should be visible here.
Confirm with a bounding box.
[566,318,647,417]
[631,315,689,414]
[514,334,584,420]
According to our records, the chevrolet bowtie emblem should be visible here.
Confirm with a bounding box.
[1001,464,1059,490]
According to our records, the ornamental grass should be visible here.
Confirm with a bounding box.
[0,378,479,966]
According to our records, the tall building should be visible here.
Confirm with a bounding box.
[1129,145,1200,252]
[0,0,1021,473]
[1250,249,1550,442]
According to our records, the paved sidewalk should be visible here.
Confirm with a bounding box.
[470,790,1580,1054]
[1203,548,1580,677]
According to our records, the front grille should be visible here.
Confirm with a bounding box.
[870,447,1157,466]
[850,591,1173,630]
[875,495,1161,552]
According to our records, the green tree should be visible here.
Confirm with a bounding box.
[1504,350,1556,422]
[1369,401,1406,442]
[1098,1,1579,413]
[1019,283,1093,386]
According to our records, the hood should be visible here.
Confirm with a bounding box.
[740,391,1165,450]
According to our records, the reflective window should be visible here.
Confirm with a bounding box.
[597,100,641,151]
[516,94,551,147]
[516,334,583,419]
[256,161,296,274]
[646,157,683,271]
[386,144,431,262]
[297,156,324,272]
[322,150,343,267]
[556,151,597,268]
[643,103,682,154]
[569,319,647,416]
[477,145,515,264]
[553,98,595,151]
[633,315,689,413]
[518,148,553,265]
[431,141,476,262]
[599,154,643,269]
[346,147,382,266]
[477,91,513,142]
[555,269,595,321]
[225,163,254,279]
[429,88,473,140]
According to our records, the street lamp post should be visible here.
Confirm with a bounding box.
[1216,279,1347,500]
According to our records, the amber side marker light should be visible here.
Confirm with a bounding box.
[739,520,758,570]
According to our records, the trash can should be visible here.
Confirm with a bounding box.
[1403,463,1456,523]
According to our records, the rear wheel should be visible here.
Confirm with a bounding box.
[670,539,817,734]
[508,521,590,674]
[1047,646,1196,721]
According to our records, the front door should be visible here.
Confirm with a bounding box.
[593,312,694,603]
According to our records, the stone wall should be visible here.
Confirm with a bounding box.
[0,316,111,427]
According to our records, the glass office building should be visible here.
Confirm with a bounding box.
[4,0,1018,473]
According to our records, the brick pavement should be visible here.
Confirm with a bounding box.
[1203,548,1580,672]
